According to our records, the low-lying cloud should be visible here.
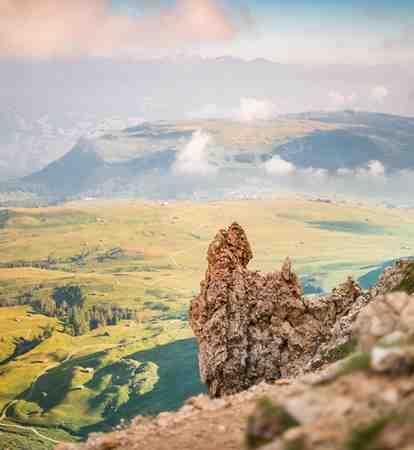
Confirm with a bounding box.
[172,129,217,176]
[264,156,296,176]
[359,160,386,177]
[337,160,386,178]
[370,85,389,103]
[327,86,390,111]
[0,0,236,59]
[265,157,387,179]
[191,97,277,122]
[238,98,277,122]
[263,157,414,203]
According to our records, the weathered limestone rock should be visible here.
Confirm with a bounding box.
[189,223,371,397]
[369,259,412,297]
[354,291,414,352]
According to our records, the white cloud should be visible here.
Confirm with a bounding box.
[356,160,386,177]
[367,160,386,176]
[329,91,358,109]
[336,167,353,176]
[262,158,414,203]
[371,85,389,103]
[238,98,277,122]
[337,160,386,178]
[172,129,217,176]
[301,167,329,180]
[264,156,296,176]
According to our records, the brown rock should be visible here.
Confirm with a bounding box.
[369,259,411,298]
[354,292,414,352]
[189,223,371,397]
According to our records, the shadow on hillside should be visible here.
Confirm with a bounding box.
[79,337,206,437]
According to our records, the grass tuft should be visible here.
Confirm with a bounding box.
[345,415,390,450]
[246,397,300,449]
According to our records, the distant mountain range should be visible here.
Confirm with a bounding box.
[3,111,414,204]
[2,57,414,183]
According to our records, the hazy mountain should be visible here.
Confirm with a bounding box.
[8,111,414,204]
[20,138,177,198]
[2,57,414,181]
[23,139,105,196]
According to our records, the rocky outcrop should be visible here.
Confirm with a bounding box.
[369,259,412,297]
[189,223,374,397]
[354,291,414,352]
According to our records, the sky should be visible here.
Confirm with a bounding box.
[1,0,413,64]
[0,0,413,140]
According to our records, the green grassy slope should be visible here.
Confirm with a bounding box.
[1,197,414,448]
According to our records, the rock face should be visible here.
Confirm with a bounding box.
[354,291,414,352]
[369,259,412,297]
[189,223,372,397]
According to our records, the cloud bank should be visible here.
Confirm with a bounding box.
[265,157,387,180]
[238,98,277,122]
[262,157,414,203]
[172,129,217,176]
[0,0,236,59]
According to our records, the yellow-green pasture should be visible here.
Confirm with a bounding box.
[1,197,414,447]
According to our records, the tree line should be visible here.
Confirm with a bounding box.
[0,285,139,336]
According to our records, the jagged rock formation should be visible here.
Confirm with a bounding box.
[189,223,403,397]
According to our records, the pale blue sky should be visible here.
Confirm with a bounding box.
[108,0,414,64]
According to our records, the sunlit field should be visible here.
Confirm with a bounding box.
[1,197,414,448]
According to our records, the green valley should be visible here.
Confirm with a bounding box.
[1,197,414,449]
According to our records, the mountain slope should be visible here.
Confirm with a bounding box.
[272,111,414,171]
[20,138,177,198]
[23,139,105,196]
